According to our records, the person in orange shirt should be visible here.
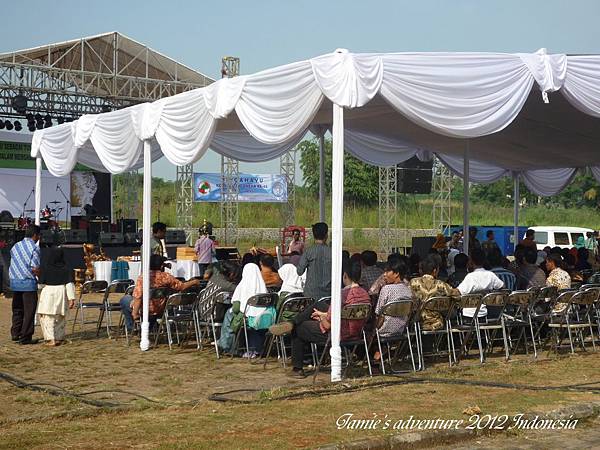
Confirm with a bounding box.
[259,254,282,288]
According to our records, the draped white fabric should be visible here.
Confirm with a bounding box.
[522,168,578,196]
[32,49,600,195]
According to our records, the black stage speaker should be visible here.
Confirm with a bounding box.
[63,229,88,244]
[165,229,186,244]
[118,218,138,234]
[397,157,433,194]
[124,232,141,245]
[215,247,240,261]
[411,236,437,259]
[99,232,124,246]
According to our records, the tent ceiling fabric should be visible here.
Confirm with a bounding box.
[31,49,600,195]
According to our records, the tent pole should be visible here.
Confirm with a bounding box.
[140,140,152,352]
[34,157,42,226]
[513,172,520,251]
[330,104,344,383]
[462,142,470,255]
[319,131,325,222]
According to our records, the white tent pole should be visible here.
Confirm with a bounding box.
[34,157,42,226]
[513,172,520,251]
[319,131,326,222]
[462,142,470,255]
[330,104,344,383]
[140,140,152,352]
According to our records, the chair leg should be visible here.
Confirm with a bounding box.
[96,308,104,337]
[312,337,330,383]
[71,305,80,334]
[376,332,385,375]
[263,335,275,369]
[211,320,220,359]
[528,317,537,358]
[363,331,372,377]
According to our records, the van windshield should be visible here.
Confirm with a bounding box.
[535,231,548,245]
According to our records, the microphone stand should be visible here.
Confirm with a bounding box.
[22,188,35,219]
[56,184,71,230]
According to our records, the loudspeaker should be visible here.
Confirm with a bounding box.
[124,232,141,245]
[165,229,186,244]
[411,236,437,259]
[397,157,433,194]
[118,218,138,234]
[99,232,124,246]
[215,247,240,261]
[63,229,88,244]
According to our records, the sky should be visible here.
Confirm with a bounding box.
[3,0,600,182]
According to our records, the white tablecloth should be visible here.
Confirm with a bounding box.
[94,260,197,283]
[93,261,141,283]
[165,260,200,280]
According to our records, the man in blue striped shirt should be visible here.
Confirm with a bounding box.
[488,248,516,292]
[9,225,41,344]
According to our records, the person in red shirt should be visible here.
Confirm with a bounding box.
[289,260,371,378]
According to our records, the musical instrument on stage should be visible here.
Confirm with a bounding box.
[49,201,62,205]
[41,206,53,219]
[17,217,32,230]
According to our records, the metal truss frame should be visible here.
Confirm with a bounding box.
[219,57,240,245]
[280,149,296,226]
[432,157,452,233]
[378,166,398,255]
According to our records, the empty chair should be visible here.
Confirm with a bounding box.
[96,279,134,338]
[71,280,108,334]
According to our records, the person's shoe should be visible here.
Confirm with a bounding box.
[289,368,307,379]
[18,338,40,345]
[11,336,21,342]
[269,322,293,336]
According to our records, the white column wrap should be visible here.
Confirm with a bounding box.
[34,158,42,226]
[140,140,152,351]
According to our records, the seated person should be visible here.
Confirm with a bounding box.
[259,254,282,288]
[409,255,459,331]
[545,253,572,314]
[369,253,405,298]
[290,261,370,378]
[375,258,413,338]
[120,255,200,332]
[447,253,469,288]
[516,246,546,290]
[359,250,384,291]
[457,248,504,320]
[489,248,516,291]
[197,261,240,322]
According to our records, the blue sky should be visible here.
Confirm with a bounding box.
[4,0,600,181]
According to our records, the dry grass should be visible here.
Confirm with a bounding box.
[1,298,600,449]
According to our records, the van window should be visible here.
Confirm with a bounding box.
[535,232,548,245]
[554,232,569,246]
[571,232,584,246]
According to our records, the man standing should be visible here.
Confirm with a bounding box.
[194,225,215,278]
[481,230,500,258]
[9,225,41,344]
[297,222,332,301]
[519,229,537,249]
[150,222,167,257]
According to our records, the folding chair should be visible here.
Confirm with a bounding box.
[154,292,198,350]
[312,302,373,382]
[233,293,279,359]
[196,291,232,358]
[96,279,134,338]
[527,285,559,351]
[125,286,174,346]
[502,290,537,358]
[449,294,485,364]
[546,289,597,354]
[71,280,108,334]
[478,291,511,361]
[375,299,418,374]
[417,296,458,369]
[263,294,314,368]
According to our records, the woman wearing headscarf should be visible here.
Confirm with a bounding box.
[218,263,270,357]
[278,264,304,297]
[37,248,76,346]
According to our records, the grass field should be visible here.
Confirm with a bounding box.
[2,298,600,449]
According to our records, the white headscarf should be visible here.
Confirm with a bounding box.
[278,264,304,295]
[232,263,267,318]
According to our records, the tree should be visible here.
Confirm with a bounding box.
[298,138,379,205]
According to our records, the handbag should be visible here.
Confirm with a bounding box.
[248,306,277,330]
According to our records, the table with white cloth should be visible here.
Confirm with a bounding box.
[93,259,198,283]
[93,261,141,283]
[165,260,200,280]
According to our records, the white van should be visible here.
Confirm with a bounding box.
[527,226,594,251]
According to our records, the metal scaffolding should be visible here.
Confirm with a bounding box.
[280,149,296,226]
[432,157,453,233]
[378,166,398,255]
[220,56,240,245]
[0,32,213,229]
[176,164,194,241]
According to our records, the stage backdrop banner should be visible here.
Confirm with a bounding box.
[193,173,288,203]
[70,171,112,216]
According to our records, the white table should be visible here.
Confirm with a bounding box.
[94,259,198,283]
[165,260,200,280]
[93,261,141,283]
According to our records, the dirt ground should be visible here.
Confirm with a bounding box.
[2,295,600,449]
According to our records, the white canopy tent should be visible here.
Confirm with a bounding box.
[31,48,600,382]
